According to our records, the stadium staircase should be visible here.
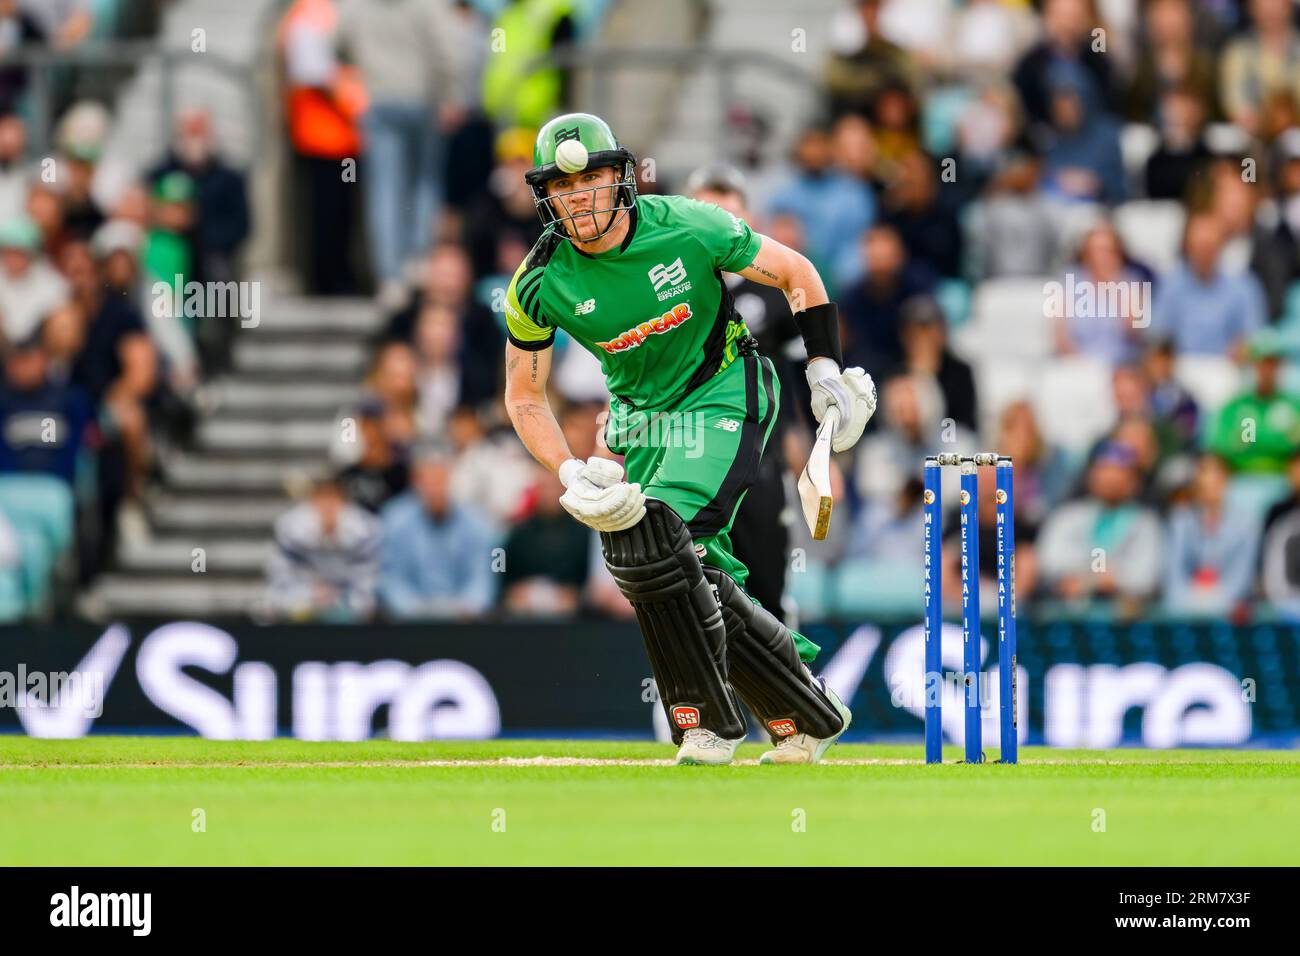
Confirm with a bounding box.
[81,294,378,619]
[78,0,326,619]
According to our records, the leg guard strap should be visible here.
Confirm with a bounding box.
[704,566,844,742]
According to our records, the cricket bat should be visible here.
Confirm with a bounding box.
[798,406,839,541]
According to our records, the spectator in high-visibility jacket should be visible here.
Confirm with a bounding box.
[482,0,575,130]
[278,0,367,295]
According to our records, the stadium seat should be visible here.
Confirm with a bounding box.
[1121,123,1159,192]
[13,530,55,610]
[953,277,1055,363]
[0,571,22,622]
[920,85,975,157]
[1278,356,1300,390]
[1054,201,1107,260]
[1173,355,1241,417]
[1271,287,1300,358]
[0,475,75,614]
[0,511,22,622]
[971,356,1035,439]
[1204,122,1252,155]
[787,560,832,624]
[1113,200,1186,274]
[1283,281,1300,321]
[830,558,920,617]
[934,277,970,328]
[1226,474,1290,523]
[1032,356,1117,454]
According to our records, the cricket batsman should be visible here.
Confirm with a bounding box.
[503,113,876,765]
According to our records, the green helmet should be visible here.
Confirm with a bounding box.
[524,112,638,241]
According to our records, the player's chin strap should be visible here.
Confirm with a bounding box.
[599,499,746,744]
[703,566,845,744]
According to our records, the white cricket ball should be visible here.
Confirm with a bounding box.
[555,139,589,174]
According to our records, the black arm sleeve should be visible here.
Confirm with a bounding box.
[793,302,843,369]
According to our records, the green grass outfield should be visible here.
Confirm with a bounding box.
[2,737,1298,865]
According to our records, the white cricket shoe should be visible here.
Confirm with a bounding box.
[759,681,852,765]
[675,728,745,766]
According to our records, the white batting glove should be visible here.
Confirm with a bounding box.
[559,457,622,495]
[559,457,646,532]
[806,358,877,453]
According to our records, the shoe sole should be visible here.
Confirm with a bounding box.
[758,689,853,765]
[812,690,853,763]
[675,735,745,766]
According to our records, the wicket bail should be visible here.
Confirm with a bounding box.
[922,453,1018,765]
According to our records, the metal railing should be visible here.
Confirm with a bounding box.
[523,45,824,162]
[6,41,261,160]
[11,34,821,159]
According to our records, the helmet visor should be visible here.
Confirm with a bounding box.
[531,162,637,242]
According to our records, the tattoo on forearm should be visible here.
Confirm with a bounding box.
[753,265,780,282]
[508,355,520,375]
[530,351,538,382]
[511,401,548,425]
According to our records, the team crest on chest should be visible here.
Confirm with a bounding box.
[648,257,692,301]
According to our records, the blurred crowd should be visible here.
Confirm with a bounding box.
[803,0,1300,625]
[11,0,1300,625]
[263,0,1300,626]
[0,0,251,616]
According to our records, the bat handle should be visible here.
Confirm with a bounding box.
[820,405,840,440]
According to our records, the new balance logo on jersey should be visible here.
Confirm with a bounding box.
[648,257,692,300]
[595,303,693,354]
[575,298,596,315]
[715,418,741,432]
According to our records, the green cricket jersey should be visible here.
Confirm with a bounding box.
[504,193,763,411]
